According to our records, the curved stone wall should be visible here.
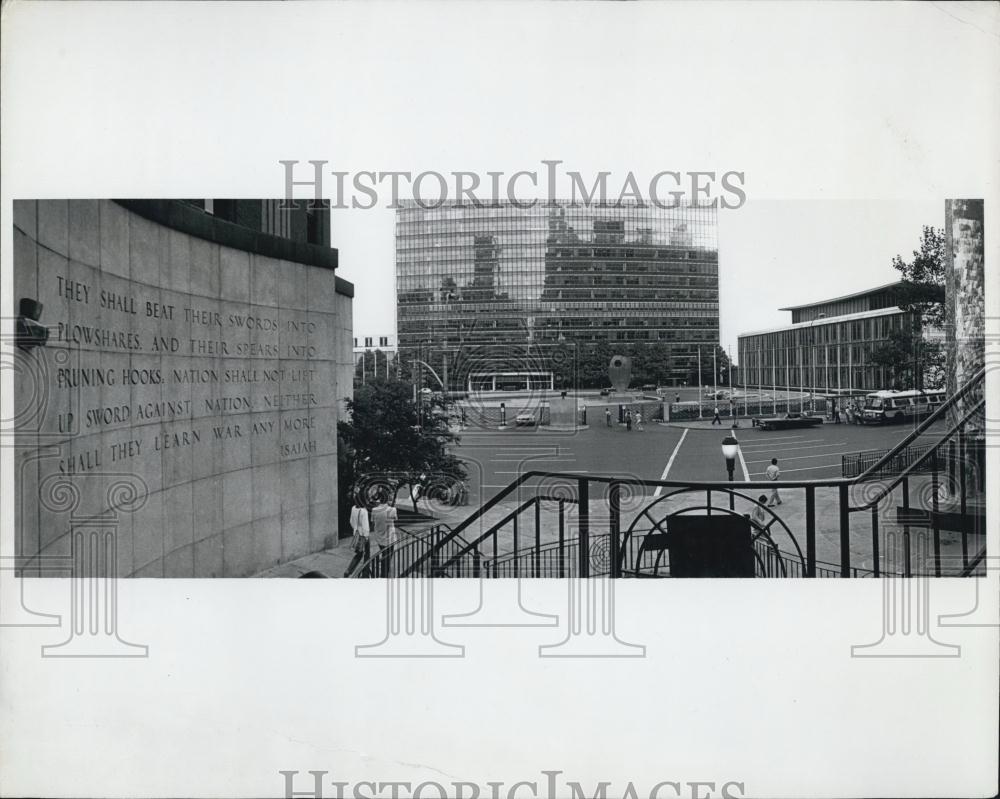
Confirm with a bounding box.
[13,200,351,577]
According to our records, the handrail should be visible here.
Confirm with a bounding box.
[854,366,985,482]
[349,521,474,578]
[961,545,987,577]
[403,469,847,576]
[433,494,581,574]
[850,396,986,512]
[400,368,987,578]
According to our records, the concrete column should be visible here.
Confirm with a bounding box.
[945,199,985,410]
[944,200,985,496]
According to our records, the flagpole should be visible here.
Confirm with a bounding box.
[697,345,703,418]
[713,346,718,404]
[758,340,763,419]
[772,346,777,416]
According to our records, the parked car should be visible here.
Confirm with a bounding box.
[515,410,537,426]
[754,412,824,431]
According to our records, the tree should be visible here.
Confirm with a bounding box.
[869,328,946,391]
[892,226,946,327]
[887,226,947,390]
[338,378,467,515]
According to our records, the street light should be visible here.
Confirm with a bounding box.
[721,434,740,510]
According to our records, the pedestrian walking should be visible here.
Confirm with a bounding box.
[343,495,370,577]
[635,410,643,431]
[833,402,841,424]
[605,407,612,428]
[712,405,722,425]
[765,458,782,506]
[750,494,770,529]
[675,392,681,403]
[369,491,399,576]
[625,409,633,431]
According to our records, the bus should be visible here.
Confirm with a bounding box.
[861,388,945,424]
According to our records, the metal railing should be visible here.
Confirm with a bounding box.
[361,368,986,580]
[842,444,935,479]
[667,398,827,422]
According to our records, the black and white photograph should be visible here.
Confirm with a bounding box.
[10,198,988,582]
[1,3,997,798]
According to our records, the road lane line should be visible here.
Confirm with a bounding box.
[653,429,688,498]
[737,442,750,481]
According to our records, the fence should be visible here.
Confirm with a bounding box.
[842,444,934,480]
[460,400,664,429]
[387,367,986,580]
[667,397,827,422]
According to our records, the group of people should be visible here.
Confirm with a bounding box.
[605,407,644,431]
[832,400,862,425]
[343,492,398,578]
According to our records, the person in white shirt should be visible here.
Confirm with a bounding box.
[370,492,399,575]
[765,458,782,506]
[750,494,769,529]
[343,496,371,577]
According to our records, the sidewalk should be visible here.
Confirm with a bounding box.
[255,508,465,578]
[255,538,357,578]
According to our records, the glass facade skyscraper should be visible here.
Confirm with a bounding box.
[396,201,719,386]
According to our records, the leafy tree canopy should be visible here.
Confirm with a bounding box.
[892,225,946,328]
[338,378,467,510]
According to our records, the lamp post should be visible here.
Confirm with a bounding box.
[721,434,740,510]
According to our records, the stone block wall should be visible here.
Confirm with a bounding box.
[12,200,352,577]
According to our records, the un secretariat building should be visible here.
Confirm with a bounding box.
[395,201,719,388]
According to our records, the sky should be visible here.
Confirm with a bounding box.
[333,197,944,363]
